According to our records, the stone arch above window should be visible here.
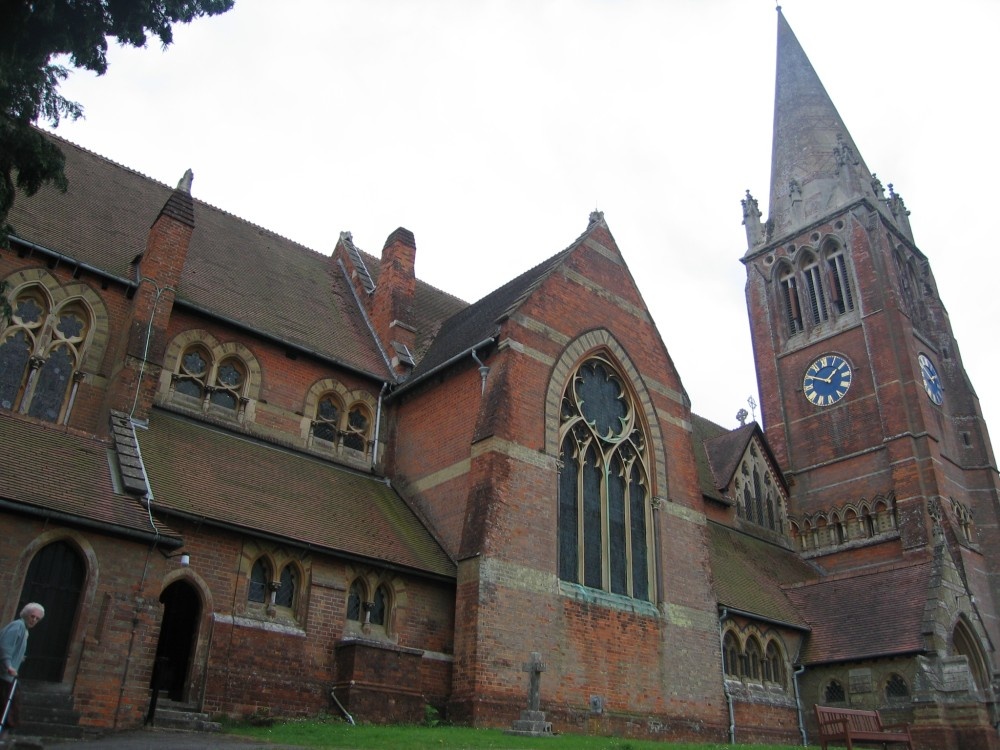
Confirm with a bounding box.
[0,277,104,424]
[556,353,653,601]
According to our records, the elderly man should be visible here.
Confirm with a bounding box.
[0,603,45,734]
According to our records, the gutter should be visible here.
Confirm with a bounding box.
[0,497,182,549]
[387,337,496,401]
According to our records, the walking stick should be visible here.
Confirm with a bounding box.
[0,677,17,736]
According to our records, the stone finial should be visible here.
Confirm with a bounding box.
[176,169,194,194]
[741,190,764,248]
[887,183,914,242]
[589,209,605,227]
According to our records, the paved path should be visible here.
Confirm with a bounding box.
[7,729,305,749]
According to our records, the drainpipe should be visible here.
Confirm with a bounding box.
[793,663,807,746]
[470,349,489,394]
[718,607,736,744]
[371,382,388,468]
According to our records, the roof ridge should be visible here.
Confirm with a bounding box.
[42,128,332,261]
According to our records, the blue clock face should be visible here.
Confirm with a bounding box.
[803,355,852,407]
[918,353,944,405]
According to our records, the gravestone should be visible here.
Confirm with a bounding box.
[505,651,554,737]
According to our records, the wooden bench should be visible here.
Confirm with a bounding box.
[814,705,914,749]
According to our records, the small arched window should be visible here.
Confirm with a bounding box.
[801,252,828,326]
[371,585,389,626]
[765,641,785,686]
[778,264,803,335]
[825,244,854,315]
[248,558,271,603]
[745,637,763,681]
[275,564,297,608]
[723,631,741,678]
[311,395,373,456]
[174,344,248,416]
[824,679,846,703]
[347,579,365,621]
[885,673,909,700]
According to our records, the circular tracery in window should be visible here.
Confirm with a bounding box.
[566,358,631,440]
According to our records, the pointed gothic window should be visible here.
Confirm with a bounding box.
[274,564,297,608]
[558,356,652,601]
[802,254,829,325]
[825,246,855,315]
[723,631,741,678]
[778,266,803,335]
[248,558,271,603]
[824,679,846,703]
[347,580,365,622]
[0,286,90,424]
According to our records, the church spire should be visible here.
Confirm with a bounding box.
[767,8,880,240]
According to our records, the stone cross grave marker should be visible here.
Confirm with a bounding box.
[523,652,545,712]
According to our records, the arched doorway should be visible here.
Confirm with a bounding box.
[17,540,85,682]
[152,580,201,702]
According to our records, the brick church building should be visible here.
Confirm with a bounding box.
[2,9,998,748]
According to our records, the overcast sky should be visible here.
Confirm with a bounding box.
[44,0,1000,437]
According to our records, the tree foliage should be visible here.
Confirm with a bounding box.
[0,0,234,236]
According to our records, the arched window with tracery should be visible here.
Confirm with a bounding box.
[558,355,652,601]
[311,394,373,457]
[173,344,248,418]
[0,287,91,424]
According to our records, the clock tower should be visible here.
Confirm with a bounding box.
[742,10,1000,645]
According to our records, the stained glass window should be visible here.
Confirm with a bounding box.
[557,356,651,600]
[0,287,89,423]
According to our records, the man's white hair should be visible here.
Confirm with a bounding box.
[20,603,44,618]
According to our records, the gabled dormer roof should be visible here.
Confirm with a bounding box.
[691,413,789,503]
[766,9,882,242]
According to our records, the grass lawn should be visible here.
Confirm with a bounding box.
[226,718,803,749]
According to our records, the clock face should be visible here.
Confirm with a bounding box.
[803,355,853,407]
[918,353,944,405]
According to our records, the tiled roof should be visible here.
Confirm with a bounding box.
[404,220,598,384]
[784,561,932,664]
[691,414,743,502]
[7,133,390,377]
[708,521,816,628]
[135,409,456,579]
[0,411,180,542]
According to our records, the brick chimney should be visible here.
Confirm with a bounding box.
[372,227,417,375]
[105,171,195,423]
